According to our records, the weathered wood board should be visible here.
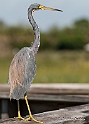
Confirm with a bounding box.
[0,104,89,124]
[1,83,89,96]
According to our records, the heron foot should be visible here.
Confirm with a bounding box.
[24,94,43,123]
[14,116,25,120]
[25,115,43,124]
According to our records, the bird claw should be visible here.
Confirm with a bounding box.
[25,116,43,124]
[14,116,43,123]
[14,116,25,120]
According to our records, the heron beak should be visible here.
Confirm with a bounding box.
[39,5,63,12]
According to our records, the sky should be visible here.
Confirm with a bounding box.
[0,0,89,31]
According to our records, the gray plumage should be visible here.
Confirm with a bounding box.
[9,47,36,100]
[8,3,62,101]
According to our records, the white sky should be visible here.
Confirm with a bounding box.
[0,0,89,31]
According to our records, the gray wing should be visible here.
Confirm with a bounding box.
[9,47,36,100]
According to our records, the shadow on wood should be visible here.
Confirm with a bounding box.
[0,104,89,124]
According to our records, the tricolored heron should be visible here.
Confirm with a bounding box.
[8,3,62,123]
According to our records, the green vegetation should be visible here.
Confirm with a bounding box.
[0,18,89,83]
[0,57,11,83]
[17,51,89,83]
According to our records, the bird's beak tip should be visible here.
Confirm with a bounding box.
[54,9,63,12]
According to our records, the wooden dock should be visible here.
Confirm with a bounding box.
[0,83,89,123]
[0,103,89,124]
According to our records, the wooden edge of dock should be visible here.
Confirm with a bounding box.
[1,84,89,104]
[1,83,89,95]
[0,103,89,124]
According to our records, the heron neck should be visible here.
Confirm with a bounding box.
[28,9,40,55]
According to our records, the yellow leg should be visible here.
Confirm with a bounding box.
[24,94,43,124]
[14,100,24,120]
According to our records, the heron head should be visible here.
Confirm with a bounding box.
[30,3,63,12]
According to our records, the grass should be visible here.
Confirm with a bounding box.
[1,50,89,84]
[0,57,11,83]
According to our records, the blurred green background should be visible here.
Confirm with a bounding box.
[0,18,89,84]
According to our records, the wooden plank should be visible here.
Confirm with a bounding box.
[28,83,89,95]
[1,93,89,103]
[27,94,89,103]
[0,104,89,124]
[1,84,89,95]
[0,84,89,103]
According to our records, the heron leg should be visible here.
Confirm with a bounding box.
[15,100,24,120]
[24,94,43,123]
